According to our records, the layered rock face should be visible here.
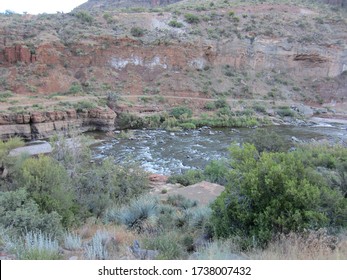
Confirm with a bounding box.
[0,108,116,140]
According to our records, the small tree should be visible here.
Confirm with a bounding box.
[18,156,76,228]
[211,143,347,248]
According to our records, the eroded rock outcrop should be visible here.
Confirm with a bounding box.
[0,108,117,140]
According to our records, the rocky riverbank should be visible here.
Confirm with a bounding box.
[0,108,116,140]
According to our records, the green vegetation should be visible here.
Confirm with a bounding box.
[0,91,13,102]
[211,143,347,248]
[184,13,200,24]
[170,106,193,119]
[74,11,93,24]
[1,133,346,259]
[73,100,97,112]
[130,27,146,37]
[168,20,184,28]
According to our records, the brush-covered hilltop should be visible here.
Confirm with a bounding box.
[0,0,346,139]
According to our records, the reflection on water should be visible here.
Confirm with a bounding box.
[91,125,347,175]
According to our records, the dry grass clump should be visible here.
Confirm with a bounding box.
[250,229,347,260]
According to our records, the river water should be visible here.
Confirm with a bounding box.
[91,123,347,175]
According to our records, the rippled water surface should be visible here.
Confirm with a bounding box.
[91,124,347,175]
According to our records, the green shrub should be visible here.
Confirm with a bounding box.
[204,160,229,185]
[168,20,183,28]
[167,169,204,186]
[73,100,97,112]
[170,106,193,119]
[166,194,198,209]
[249,129,287,153]
[214,99,229,109]
[179,122,196,130]
[18,156,76,228]
[75,159,149,218]
[118,113,145,129]
[75,11,93,24]
[131,27,146,37]
[68,83,83,95]
[252,104,266,113]
[204,101,216,110]
[0,189,63,236]
[211,143,347,248]
[276,106,295,117]
[143,231,186,259]
[184,13,200,24]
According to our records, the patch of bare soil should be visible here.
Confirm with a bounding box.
[150,179,225,206]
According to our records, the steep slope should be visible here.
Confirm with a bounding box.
[0,0,346,139]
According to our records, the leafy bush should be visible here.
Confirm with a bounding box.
[211,143,347,248]
[75,159,149,218]
[0,189,63,236]
[131,27,146,37]
[252,104,266,113]
[204,160,229,185]
[143,231,186,260]
[170,106,193,119]
[167,169,204,186]
[204,101,216,110]
[184,13,200,24]
[276,106,295,117]
[73,100,97,112]
[118,113,145,129]
[214,99,229,109]
[168,20,183,28]
[18,156,76,228]
[249,129,287,153]
[68,83,82,94]
[75,11,93,24]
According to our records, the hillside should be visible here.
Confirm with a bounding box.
[0,0,346,139]
[74,0,183,11]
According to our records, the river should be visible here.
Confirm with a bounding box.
[90,122,347,175]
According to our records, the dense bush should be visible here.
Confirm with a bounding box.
[203,160,229,185]
[170,106,193,119]
[74,159,149,218]
[131,27,146,37]
[168,20,183,28]
[211,143,347,248]
[167,169,204,186]
[17,156,76,228]
[184,13,200,24]
[75,11,93,24]
[276,106,295,117]
[0,189,63,236]
[249,129,287,152]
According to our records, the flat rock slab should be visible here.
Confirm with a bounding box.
[9,141,52,157]
[154,181,225,206]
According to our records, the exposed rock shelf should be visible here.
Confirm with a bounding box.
[0,108,116,140]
